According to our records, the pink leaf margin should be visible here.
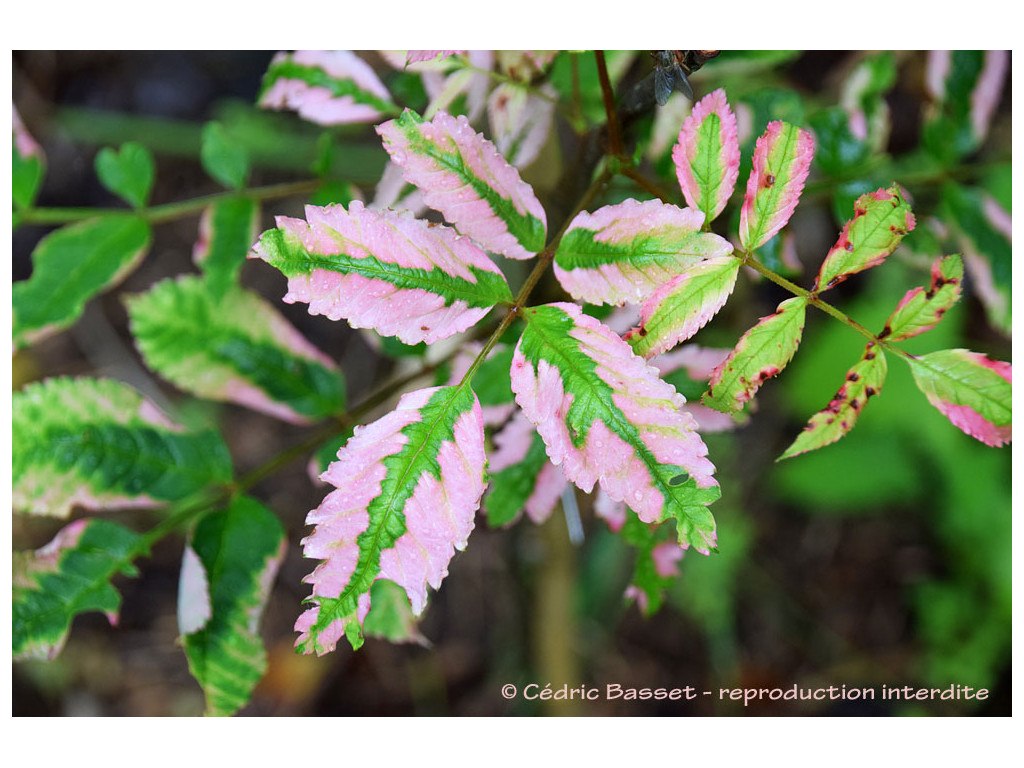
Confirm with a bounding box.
[738,121,814,252]
[673,88,740,223]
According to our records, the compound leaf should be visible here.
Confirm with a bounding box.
[127,275,345,423]
[295,384,486,655]
[377,108,547,260]
[179,496,285,717]
[250,201,512,345]
[13,214,152,351]
[553,198,732,306]
[13,519,142,660]
[13,377,233,518]
[510,303,720,553]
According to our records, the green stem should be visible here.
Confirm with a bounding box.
[17,179,321,226]
[739,250,913,361]
[460,169,611,388]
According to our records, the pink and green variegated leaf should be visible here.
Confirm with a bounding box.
[295,384,486,655]
[924,51,1008,160]
[258,51,397,126]
[624,255,740,358]
[406,50,465,65]
[13,519,142,660]
[906,349,1012,447]
[13,214,151,351]
[376,109,547,260]
[553,199,733,306]
[13,105,45,210]
[738,121,814,252]
[421,50,494,123]
[192,196,260,297]
[13,377,233,518]
[703,296,808,413]
[250,201,512,345]
[814,185,916,292]
[942,182,1011,336]
[179,496,285,717]
[882,254,964,342]
[510,303,720,553]
[780,343,888,460]
[487,82,557,169]
[673,88,741,223]
[127,276,345,424]
[652,345,745,433]
[484,411,568,527]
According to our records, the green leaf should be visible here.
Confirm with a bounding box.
[485,424,557,527]
[473,344,516,408]
[808,107,870,177]
[13,519,143,660]
[703,296,808,413]
[13,377,233,518]
[882,254,964,342]
[13,215,152,351]
[922,51,1007,163]
[200,122,250,190]
[180,496,285,717]
[941,182,1011,335]
[94,142,155,209]
[619,513,682,616]
[13,114,46,209]
[625,255,740,359]
[780,343,887,460]
[126,275,345,423]
[814,185,915,292]
[192,196,259,297]
[362,579,425,644]
[905,349,1011,447]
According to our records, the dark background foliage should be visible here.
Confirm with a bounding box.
[12,50,1011,716]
